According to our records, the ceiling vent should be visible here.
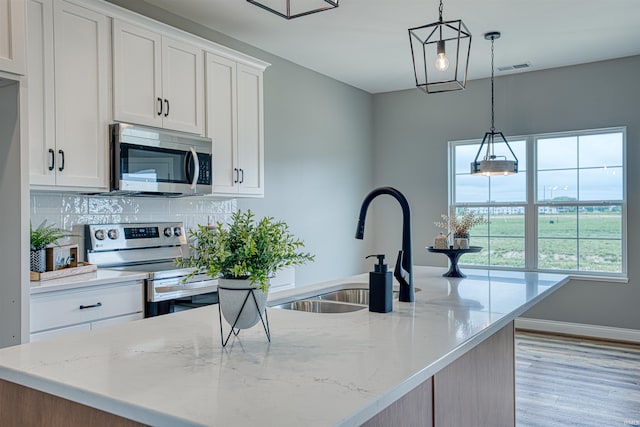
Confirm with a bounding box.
[497,62,531,72]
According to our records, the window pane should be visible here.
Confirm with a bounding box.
[579,133,623,168]
[537,170,577,201]
[578,239,622,273]
[538,207,577,238]
[455,144,481,174]
[489,237,525,268]
[490,172,526,203]
[578,208,622,239]
[537,136,577,170]
[538,238,578,270]
[455,174,489,203]
[579,167,623,201]
[461,239,488,265]
[490,207,525,237]
[467,207,490,236]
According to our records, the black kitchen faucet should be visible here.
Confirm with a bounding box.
[355,187,414,302]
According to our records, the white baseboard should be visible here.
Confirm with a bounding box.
[515,317,640,344]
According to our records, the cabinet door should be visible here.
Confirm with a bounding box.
[30,323,90,342]
[26,0,55,186]
[112,20,163,128]
[91,312,143,330]
[53,0,109,189]
[206,52,237,194]
[30,281,143,333]
[236,64,264,196]
[0,0,26,75]
[162,36,203,134]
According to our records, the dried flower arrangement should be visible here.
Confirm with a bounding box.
[434,208,488,237]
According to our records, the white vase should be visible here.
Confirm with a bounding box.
[218,278,269,330]
[453,234,469,250]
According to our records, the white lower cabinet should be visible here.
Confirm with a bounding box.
[30,280,144,342]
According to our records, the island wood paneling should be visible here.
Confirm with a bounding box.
[433,322,515,427]
[362,322,515,427]
[0,379,147,427]
[361,377,433,427]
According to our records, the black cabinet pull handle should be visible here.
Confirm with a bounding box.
[157,97,163,116]
[79,302,102,310]
[233,167,239,183]
[164,99,169,117]
[239,168,244,184]
[58,150,65,172]
[48,149,55,171]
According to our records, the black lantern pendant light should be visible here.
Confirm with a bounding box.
[471,32,518,176]
[246,0,338,20]
[408,0,471,93]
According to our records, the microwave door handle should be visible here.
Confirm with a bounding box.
[190,147,199,190]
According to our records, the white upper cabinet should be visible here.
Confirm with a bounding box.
[113,20,204,135]
[0,0,26,75]
[206,52,265,197]
[236,64,264,196]
[27,0,109,190]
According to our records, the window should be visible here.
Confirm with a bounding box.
[450,128,626,276]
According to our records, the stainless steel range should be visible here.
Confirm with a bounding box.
[85,222,217,317]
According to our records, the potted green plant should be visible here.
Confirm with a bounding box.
[179,210,314,332]
[30,220,74,272]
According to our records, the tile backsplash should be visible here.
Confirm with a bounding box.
[31,192,237,259]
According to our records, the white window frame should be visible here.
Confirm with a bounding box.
[449,126,627,277]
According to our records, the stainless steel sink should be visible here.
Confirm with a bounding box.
[313,287,422,305]
[272,286,421,313]
[273,300,366,313]
[319,288,370,305]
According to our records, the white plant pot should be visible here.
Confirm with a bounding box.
[218,278,269,330]
[30,249,46,273]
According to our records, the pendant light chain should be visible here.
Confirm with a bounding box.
[438,0,443,22]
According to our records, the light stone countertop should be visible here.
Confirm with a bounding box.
[30,269,149,294]
[3,266,568,426]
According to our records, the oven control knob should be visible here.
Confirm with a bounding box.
[107,229,119,240]
[94,229,105,241]
[174,227,182,237]
[163,227,173,237]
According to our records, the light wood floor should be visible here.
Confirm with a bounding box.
[516,331,640,427]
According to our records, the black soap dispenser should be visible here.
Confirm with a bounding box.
[366,254,393,313]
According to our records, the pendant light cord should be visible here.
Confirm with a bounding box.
[439,0,443,22]
[490,36,495,134]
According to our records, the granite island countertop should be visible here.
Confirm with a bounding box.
[1,266,568,426]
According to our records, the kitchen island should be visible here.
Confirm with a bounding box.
[0,266,568,426]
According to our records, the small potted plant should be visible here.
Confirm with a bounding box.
[30,220,74,272]
[179,210,314,335]
[434,208,488,249]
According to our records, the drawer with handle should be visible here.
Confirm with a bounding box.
[31,281,143,333]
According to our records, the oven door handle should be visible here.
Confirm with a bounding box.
[189,146,199,190]
[154,281,217,294]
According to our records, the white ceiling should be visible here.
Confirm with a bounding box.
[143,0,640,94]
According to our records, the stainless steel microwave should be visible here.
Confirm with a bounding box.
[110,123,213,196]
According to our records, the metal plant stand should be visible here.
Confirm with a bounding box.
[426,246,482,278]
[218,287,271,347]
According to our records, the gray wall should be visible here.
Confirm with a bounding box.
[106,0,374,285]
[372,56,640,330]
[0,80,26,347]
